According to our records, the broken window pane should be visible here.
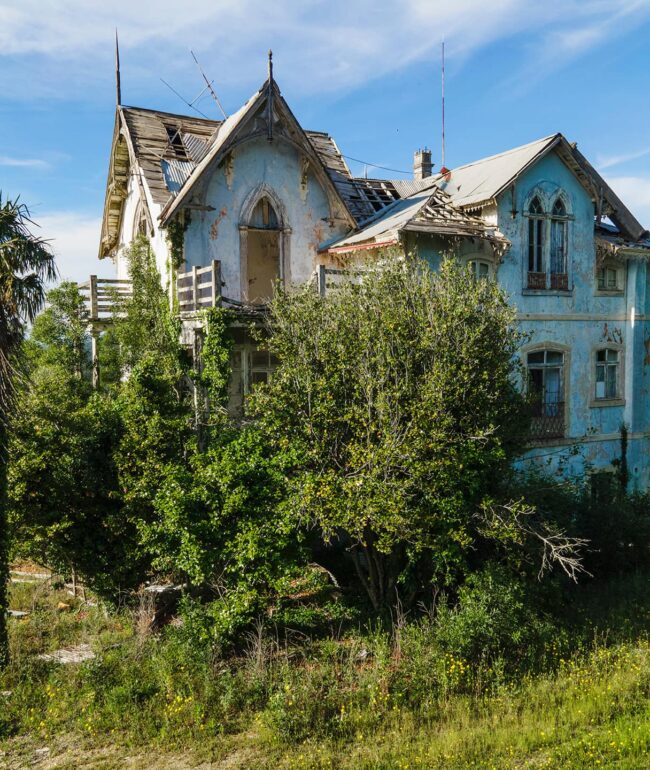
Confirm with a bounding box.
[595,349,619,399]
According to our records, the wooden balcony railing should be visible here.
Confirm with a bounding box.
[78,275,132,323]
[177,260,222,313]
[313,265,363,296]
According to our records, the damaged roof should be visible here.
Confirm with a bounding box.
[120,106,221,205]
[102,80,648,260]
[115,99,434,230]
[324,184,508,253]
[595,220,650,258]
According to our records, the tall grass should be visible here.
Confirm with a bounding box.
[2,572,650,768]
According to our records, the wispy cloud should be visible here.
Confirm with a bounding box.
[500,0,650,95]
[0,155,50,169]
[597,147,650,171]
[1,1,649,101]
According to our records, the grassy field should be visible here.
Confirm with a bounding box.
[2,572,650,769]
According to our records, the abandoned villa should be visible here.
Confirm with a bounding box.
[91,57,650,491]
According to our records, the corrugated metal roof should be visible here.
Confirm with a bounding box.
[120,106,221,205]
[437,135,559,208]
[161,159,195,195]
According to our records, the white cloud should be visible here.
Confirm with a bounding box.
[597,147,650,171]
[605,175,650,230]
[498,0,650,94]
[35,212,113,284]
[0,155,50,169]
[1,0,649,100]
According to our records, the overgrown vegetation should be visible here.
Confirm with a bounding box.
[0,194,56,666]
[3,243,650,767]
[2,571,650,768]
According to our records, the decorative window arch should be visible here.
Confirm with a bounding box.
[549,194,570,288]
[132,200,149,240]
[524,188,572,291]
[523,342,569,440]
[527,195,545,281]
[240,183,289,230]
[239,184,292,304]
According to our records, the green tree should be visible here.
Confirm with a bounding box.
[111,236,195,558]
[8,283,144,598]
[252,257,529,609]
[0,195,56,666]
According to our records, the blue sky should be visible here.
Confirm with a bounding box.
[1,0,650,282]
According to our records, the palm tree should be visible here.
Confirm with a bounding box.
[0,194,56,666]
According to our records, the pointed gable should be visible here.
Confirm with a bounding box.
[158,78,356,228]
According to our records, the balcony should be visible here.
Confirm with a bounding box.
[528,401,565,441]
[78,275,132,325]
[176,260,222,314]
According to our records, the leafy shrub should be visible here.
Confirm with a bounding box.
[434,563,556,669]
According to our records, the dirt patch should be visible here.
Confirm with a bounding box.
[1,732,265,770]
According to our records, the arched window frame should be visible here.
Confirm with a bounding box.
[549,193,570,289]
[465,256,494,280]
[523,188,573,292]
[526,195,545,283]
[238,184,292,302]
[522,342,570,441]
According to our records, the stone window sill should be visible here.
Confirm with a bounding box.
[590,398,625,408]
[522,289,573,297]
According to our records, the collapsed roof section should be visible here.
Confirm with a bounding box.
[595,220,650,262]
[323,183,508,255]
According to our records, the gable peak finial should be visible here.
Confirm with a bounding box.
[268,49,273,81]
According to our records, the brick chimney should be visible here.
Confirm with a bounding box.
[413,148,433,180]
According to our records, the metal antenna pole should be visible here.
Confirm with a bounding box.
[190,50,228,119]
[441,41,445,169]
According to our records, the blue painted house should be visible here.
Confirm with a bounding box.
[97,66,650,489]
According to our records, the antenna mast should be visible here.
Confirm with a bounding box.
[441,40,445,170]
[115,29,122,106]
[190,50,228,119]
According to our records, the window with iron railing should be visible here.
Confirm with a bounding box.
[527,349,565,439]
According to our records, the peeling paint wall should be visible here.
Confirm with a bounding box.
[408,149,650,490]
[182,136,347,301]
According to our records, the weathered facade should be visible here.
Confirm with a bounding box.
[97,65,650,490]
